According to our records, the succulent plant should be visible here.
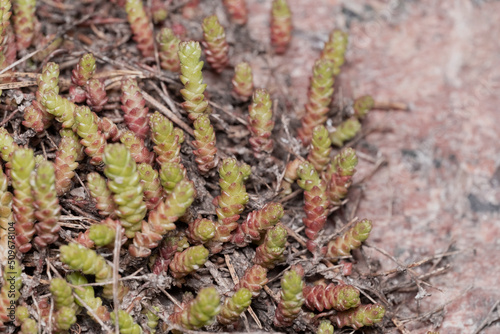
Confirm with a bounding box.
[125,0,154,57]
[232,62,253,101]
[297,161,329,252]
[324,219,372,259]
[87,172,117,218]
[49,278,77,312]
[353,95,374,119]
[223,0,248,25]
[60,242,128,300]
[0,260,22,325]
[71,53,96,87]
[157,27,180,72]
[232,202,284,247]
[270,0,292,54]
[121,78,150,139]
[11,148,36,253]
[169,244,209,279]
[214,158,249,243]
[235,264,268,298]
[144,305,160,334]
[324,147,358,205]
[130,179,195,257]
[332,304,386,329]
[32,160,62,248]
[178,41,209,121]
[317,320,334,334]
[192,115,218,175]
[120,130,155,165]
[202,15,229,73]
[252,223,287,269]
[111,310,143,334]
[54,132,79,196]
[274,265,304,327]
[0,167,12,264]
[150,111,184,165]
[298,59,335,146]
[320,29,348,75]
[248,88,274,158]
[41,91,76,129]
[330,117,361,147]
[85,78,108,112]
[186,218,216,244]
[15,305,38,334]
[12,0,36,49]
[303,283,360,312]
[103,143,147,238]
[307,125,332,172]
[169,286,221,330]
[66,272,110,322]
[0,128,17,164]
[137,163,164,210]
[218,288,252,325]
[75,106,106,164]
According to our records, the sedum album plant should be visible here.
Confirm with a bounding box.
[270,0,292,54]
[130,179,195,257]
[12,0,36,49]
[333,304,386,329]
[298,59,336,146]
[248,88,275,158]
[297,161,329,252]
[232,62,254,101]
[303,283,361,312]
[192,114,218,175]
[121,78,150,139]
[202,15,229,73]
[0,1,418,332]
[274,265,305,327]
[169,286,221,330]
[103,143,147,238]
[32,160,62,249]
[150,111,184,165]
[235,264,269,298]
[324,219,372,259]
[60,243,128,301]
[217,287,252,325]
[157,27,181,72]
[223,0,248,25]
[178,41,210,120]
[10,148,36,253]
[125,0,154,57]
[169,244,209,279]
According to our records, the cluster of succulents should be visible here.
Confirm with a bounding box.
[0,0,435,333]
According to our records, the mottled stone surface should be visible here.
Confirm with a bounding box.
[244,0,500,332]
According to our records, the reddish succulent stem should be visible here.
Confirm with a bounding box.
[332,304,385,329]
[120,78,150,139]
[182,0,199,19]
[235,264,268,298]
[270,0,292,54]
[202,15,229,73]
[125,0,154,57]
[99,117,122,142]
[248,89,274,158]
[232,202,284,247]
[303,284,360,312]
[151,232,189,275]
[223,0,248,25]
[85,78,108,113]
[297,59,335,146]
[192,115,218,175]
